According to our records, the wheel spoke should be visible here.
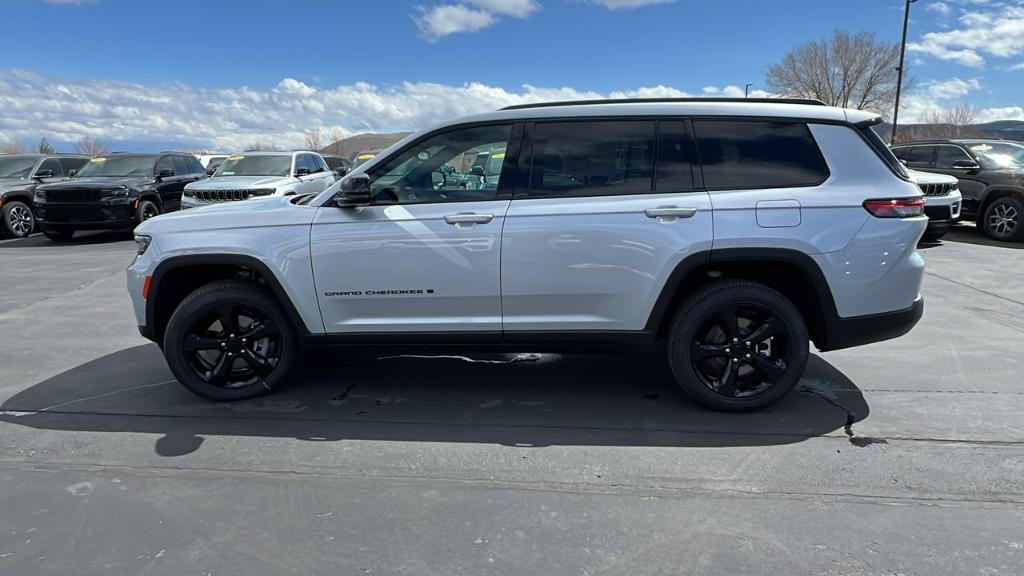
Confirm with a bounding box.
[241,321,278,340]
[691,341,730,361]
[217,305,237,334]
[746,317,781,344]
[717,360,738,396]
[715,306,740,340]
[184,335,223,351]
[749,355,787,384]
[239,348,274,375]
[207,352,231,385]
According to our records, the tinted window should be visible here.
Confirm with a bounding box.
[172,155,191,176]
[294,154,311,174]
[187,156,204,174]
[935,145,973,169]
[370,123,512,204]
[529,120,654,197]
[37,157,63,177]
[905,146,934,168]
[60,157,89,174]
[156,155,175,175]
[77,156,157,177]
[216,155,291,177]
[314,154,330,172]
[694,120,828,189]
[324,156,350,171]
[656,120,695,192]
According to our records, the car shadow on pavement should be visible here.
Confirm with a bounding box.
[0,230,131,248]
[0,344,869,456]
[939,224,1024,250]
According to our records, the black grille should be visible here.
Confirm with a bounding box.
[45,188,105,202]
[194,189,254,202]
[917,183,953,197]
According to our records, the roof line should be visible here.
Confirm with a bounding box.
[501,97,827,111]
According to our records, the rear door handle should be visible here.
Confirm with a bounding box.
[444,212,494,226]
[644,206,698,220]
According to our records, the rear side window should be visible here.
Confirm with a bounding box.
[655,120,695,192]
[529,120,654,197]
[694,120,828,190]
[906,146,935,168]
[172,155,191,176]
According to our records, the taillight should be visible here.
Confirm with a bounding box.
[863,198,926,218]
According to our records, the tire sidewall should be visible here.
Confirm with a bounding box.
[2,201,34,239]
[669,283,809,412]
[982,196,1024,241]
[136,199,160,227]
[164,286,299,402]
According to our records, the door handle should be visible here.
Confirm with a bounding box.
[444,212,494,226]
[644,206,698,220]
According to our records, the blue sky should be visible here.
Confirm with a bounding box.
[0,0,1022,151]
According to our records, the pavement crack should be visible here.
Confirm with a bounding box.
[797,383,887,448]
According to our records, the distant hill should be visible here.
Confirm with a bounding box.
[320,132,411,160]
[883,120,1024,142]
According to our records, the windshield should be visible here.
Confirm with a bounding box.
[0,156,38,178]
[76,156,156,177]
[965,142,1024,170]
[353,153,377,169]
[215,154,291,177]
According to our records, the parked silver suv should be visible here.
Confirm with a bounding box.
[181,150,334,208]
[129,98,926,411]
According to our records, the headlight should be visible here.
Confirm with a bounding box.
[251,188,275,196]
[134,235,152,255]
[34,189,45,201]
[183,188,195,197]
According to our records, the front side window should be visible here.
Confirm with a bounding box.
[694,120,828,190]
[215,155,292,177]
[369,124,512,204]
[172,155,191,176]
[0,156,39,178]
[935,146,974,169]
[37,157,63,177]
[529,120,654,197]
[156,156,175,175]
[77,156,157,178]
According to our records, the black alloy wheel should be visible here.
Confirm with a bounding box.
[138,199,160,223]
[669,280,809,411]
[982,196,1024,242]
[2,201,35,238]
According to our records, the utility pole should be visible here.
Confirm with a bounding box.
[744,83,753,98]
[891,0,918,144]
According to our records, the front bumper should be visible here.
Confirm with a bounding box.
[37,201,135,230]
[923,189,962,231]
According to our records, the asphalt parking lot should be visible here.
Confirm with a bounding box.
[1,226,1022,575]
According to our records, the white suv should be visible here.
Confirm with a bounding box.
[181,150,335,208]
[129,98,927,411]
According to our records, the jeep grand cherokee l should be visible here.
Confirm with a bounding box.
[182,151,335,208]
[35,152,206,241]
[129,98,926,412]
[0,153,90,238]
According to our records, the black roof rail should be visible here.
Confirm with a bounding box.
[501,97,827,111]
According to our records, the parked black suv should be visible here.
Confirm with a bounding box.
[0,154,91,238]
[892,139,1024,241]
[35,152,206,241]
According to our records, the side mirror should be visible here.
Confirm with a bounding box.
[898,159,908,167]
[295,167,311,177]
[431,172,444,187]
[34,169,55,179]
[952,159,980,170]
[471,166,485,177]
[334,167,349,178]
[206,167,217,175]
[67,169,77,177]
[333,173,372,208]
[158,169,175,179]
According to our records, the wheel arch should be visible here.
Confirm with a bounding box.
[145,254,310,346]
[645,248,840,350]
[979,187,1024,216]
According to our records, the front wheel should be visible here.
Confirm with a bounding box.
[982,196,1024,242]
[163,280,299,401]
[1,200,35,238]
[136,199,160,226]
[667,280,809,412]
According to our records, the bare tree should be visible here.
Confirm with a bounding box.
[912,103,984,139]
[244,141,283,152]
[75,136,110,157]
[766,31,903,115]
[303,126,323,151]
[1,140,29,153]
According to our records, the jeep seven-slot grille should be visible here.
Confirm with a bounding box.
[194,189,254,202]
[45,189,105,202]
[917,183,954,197]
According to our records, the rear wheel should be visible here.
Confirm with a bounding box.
[163,280,299,401]
[42,228,74,241]
[667,281,809,412]
[982,196,1024,242]
[1,200,35,239]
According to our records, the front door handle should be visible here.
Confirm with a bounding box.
[444,212,494,227]
[644,206,698,220]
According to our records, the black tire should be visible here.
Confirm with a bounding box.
[163,280,299,401]
[981,196,1024,242]
[667,280,809,412]
[136,199,160,226]
[1,200,35,239]
[42,227,74,241]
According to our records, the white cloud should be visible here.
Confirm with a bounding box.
[908,1,1024,67]
[898,77,987,122]
[589,0,674,9]
[926,2,951,16]
[414,0,539,41]
[1009,62,1024,70]
[701,85,774,98]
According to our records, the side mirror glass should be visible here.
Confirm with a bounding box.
[431,172,444,187]
[67,169,77,177]
[206,167,217,175]
[34,169,55,179]
[333,174,372,208]
[295,167,311,177]
[335,167,349,178]
[158,169,175,179]
[952,159,980,170]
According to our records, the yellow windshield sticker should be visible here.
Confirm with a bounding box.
[90,157,106,162]
[969,144,993,152]
[228,155,245,161]
[493,153,506,158]
[357,154,375,159]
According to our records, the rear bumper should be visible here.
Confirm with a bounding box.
[820,296,924,351]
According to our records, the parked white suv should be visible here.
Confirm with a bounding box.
[181,151,334,208]
[907,169,961,240]
[129,98,927,411]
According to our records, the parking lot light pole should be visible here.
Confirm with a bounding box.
[745,83,753,98]
[891,0,918,144]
